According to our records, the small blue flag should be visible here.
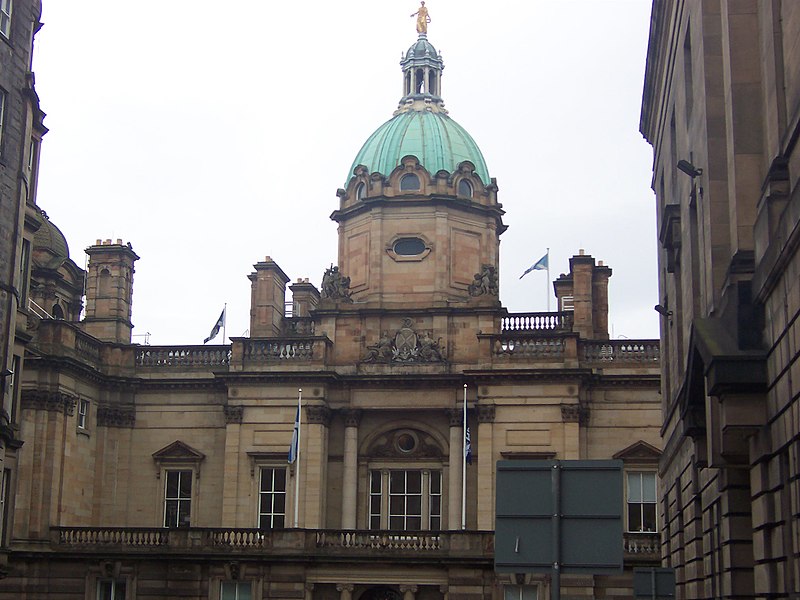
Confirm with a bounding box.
[465,426,472,465]
[288,405,300,464]
[519,252,549,279]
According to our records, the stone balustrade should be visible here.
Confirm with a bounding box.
[623,532,660,560]
[315,530,442,551]
[490,335,569,359]
[501,311,574,333]
[581,340,660,363]
[135,346,231,367]
[242,337,323,362]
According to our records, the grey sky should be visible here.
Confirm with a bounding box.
[32,0,658,345]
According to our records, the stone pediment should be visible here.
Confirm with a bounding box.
[152,440,206,463]
[613,440,661,462]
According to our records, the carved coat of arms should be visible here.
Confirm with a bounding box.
[363,318,445,363]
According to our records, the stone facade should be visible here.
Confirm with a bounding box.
[0,18,663,600]
[640,1,800,597]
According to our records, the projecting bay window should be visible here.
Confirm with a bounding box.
[258,466,286,529]
[164,470,192,528]
[626,471,657,532]
[369,469,441,530]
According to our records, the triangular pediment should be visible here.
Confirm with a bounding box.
[152,440,205,462]
[613,440,662,462]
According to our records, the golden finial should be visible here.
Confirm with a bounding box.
[411,1,430,35]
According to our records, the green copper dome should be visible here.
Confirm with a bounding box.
[348,110,491,185]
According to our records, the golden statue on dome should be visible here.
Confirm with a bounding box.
[411,1,430,35]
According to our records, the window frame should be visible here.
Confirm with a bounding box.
[0,88,7,160]
[257,465,287,530]
[625,470,657,533]
[220,580,253,600]
[399,173,421,191]
[163,469,193,528]
[96,578,127,600]
[77,398,89,431]
[0,0,10,40]
[368,467,442,531]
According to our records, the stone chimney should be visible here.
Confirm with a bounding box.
[248,257,290,336]
[83,239,139,344]
[552,250,612,340]
[289,278,320,318]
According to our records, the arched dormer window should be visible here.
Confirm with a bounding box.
[355,182,366,202]
[400,173,420,191]
[457,179,473,198]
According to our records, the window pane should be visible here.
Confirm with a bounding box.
[390,471,405,492]
[406,516,421,530]
[114,581,126,600]
[400,173,420,191]
[370,514,381,529]
[627,473,642,502]
[274,468,286,490]
[273,514,284,528]
[430,496,440,516]
[370,470,382,493]
[389,515,403,529]
[166,472,179,498]
[642,472,656,502]
[178,500,191,527]
[221,582,236,600]
[628,504,642,532]
[430,515,441,530]
[430,471,441,493]
[239,583,253,600]
[389,496,404,514]
[407,471,421,493]
[179,472,192,498]
[273,493,285,513]
[165,500,178,527]
[98,581,113,600]
[407,496,421,515]
[643,503,657,532]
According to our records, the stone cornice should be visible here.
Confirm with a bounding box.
[21,390,77,415]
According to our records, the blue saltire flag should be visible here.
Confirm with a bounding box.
[519,252,549,279]
[288,405,300,464]
[203,307,225,343]
[465,426,472,465]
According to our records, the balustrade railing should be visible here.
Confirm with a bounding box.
[135,346,231,367]
[623,532,660,557]
[491,336,566,358]
[207,528,268,549]
[315,530,441,551]
[57,527,168,547]
[75,331,103,362]
[284,317,315,336]
[502,311,573,333]
[581,340,660,363]
[243,338,318,361]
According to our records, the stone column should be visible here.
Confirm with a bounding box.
[342,409,362,529]
[399,585,417,600]
[447,409,462,530]
[337,583,354,600]
[221,405,244,526]
[560,404,587,460]
[304,405,332,529]
[305,583,315,600]
[476,405,495,530]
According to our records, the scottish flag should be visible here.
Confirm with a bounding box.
[519,252,549,279]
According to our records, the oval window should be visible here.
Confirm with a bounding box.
[458,179,473,198]
[396,432,417,453]
[400,173,420,191]
[393,237,426,256]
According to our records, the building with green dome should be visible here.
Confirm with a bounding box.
[3,18,662,600]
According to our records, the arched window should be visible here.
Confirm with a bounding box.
[98,268,111,297]
[400,173,420,191]
[355,182,366,202]
[51,303,64,319]
[458,179,473,198]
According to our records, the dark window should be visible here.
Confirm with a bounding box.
[164,470,192,528]
[0,0,10,39]
[458,179,473,198]
[97,579,126,600]
[400,173,420,191]
[627,471,657,532]
[259,467,286,529]
[355,183,365,202]
[393,238,426,256]
[221,582,253,600]
[52,304,64,320]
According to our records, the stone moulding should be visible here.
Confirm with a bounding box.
[362,318,445,363]
[97,405,136,428]
[21,390,77,415]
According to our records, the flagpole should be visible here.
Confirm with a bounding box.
[546,247,551,312]
[223,303,227,345]
[462,384,467,531]
[293,388,302,528]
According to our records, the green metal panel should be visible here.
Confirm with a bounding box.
[347,110,491,185]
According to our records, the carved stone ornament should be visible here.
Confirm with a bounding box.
[368,429,443,459]
[224,405,243,424]
[561,404,589,425]
[97,405,136,428]
[363,318,445,363]
[21,390,77,415]
[477,404,496,423]
[306,405,332,426]
[468,264,499,297]
[320,265,352,302]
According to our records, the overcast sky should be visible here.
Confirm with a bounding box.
[31,0,658,345]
